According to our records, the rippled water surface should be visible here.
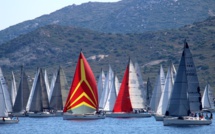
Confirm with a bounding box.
[1,116,215,134]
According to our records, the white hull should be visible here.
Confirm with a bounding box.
[163,117,212,126]
[63,112,105,120]
[28,112,55,117]
[154,114,164,121]
[202,108,215,113]
[107,112,151,118]
[0,117,19,124]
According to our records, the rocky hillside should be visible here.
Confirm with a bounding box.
[1,0,215,44]
[1,16,215,90]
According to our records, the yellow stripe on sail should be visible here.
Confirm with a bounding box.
[70,92,96,108]
[71,102,97,110]
[65,80,83,107]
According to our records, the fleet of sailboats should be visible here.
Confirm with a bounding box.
[0,41,213,125]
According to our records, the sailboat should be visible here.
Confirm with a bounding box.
[13,66,30,117]
[0,67,18,124]
[110,59,151,118]
[63,52,105,120]
[9,71,17,106]
[150,65,165,114]
[201,83,215,112]
[163,40,212,126]
[97,69,106,103]
[26,68,54,117]
[99,65,118,116]
[49,66,67,116]
[154,62,176,121]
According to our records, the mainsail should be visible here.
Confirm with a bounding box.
[97,69,105,102]
[100,65,118,111]
[44,69,50,98]
[13,66,30,113]
[150,65,165,112]
[63,52,98,114]
[184,41,202,112]
[49,66,66,111]
[0,67,13,113]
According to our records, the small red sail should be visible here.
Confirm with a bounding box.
[63,52,98,112]
[113,63,132,112]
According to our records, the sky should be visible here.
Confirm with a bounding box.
[0,0,120,31]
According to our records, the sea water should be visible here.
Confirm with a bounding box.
[1,116,215,134]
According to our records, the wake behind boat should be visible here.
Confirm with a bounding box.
[63,52,105,120]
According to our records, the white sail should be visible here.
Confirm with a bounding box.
[49,71,57,101]
[129,60,145,109]
[97,69,105,102]
[0,68,13,113]
[99,66,112,109]
[10,71,17,106]
[0,70,8,117]
[114,75,120,95]
[26,69,39,111]
[134,62,147,107]
[201,84,215,110]
[156,62,175,115]
[150,65,165,112]
[103,66,118,111]
[44,69,50,97]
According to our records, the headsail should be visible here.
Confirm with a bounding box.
[146,78,153,106]
[63,52,98,114]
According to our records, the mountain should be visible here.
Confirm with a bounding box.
[1,16,215,90]
[1,0,215,45]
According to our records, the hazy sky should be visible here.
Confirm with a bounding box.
[0,0,120,30]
